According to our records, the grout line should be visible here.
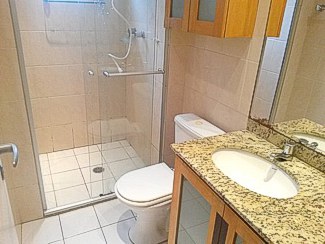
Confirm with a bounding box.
[93,205,108,243]
[53,182,89,194]
[99,215,136,229]
[62,227,103,241]
[58,214,65,242]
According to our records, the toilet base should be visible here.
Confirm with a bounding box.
[128,204,170,244]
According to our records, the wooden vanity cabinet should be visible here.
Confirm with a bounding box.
[168,156,265,244]
[165,0,259,37]
[266,0,287,37]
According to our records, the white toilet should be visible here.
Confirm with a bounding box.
[114,113,225,244]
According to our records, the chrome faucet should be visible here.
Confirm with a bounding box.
[298,138,318,150]
[264,142,295,182]
[270,141,295,162]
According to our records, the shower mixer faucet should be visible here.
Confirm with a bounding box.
[130,28,145,38]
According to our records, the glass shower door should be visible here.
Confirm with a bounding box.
[81,0,159,198]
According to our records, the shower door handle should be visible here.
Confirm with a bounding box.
[0,143,19,168]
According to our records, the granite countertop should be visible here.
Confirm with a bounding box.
[171,130,325,244]
[272,118,325,138]
[272,118,325,154]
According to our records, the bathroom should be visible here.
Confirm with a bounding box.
[0,0,324,243]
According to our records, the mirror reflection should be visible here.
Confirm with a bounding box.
[250,0,325,155]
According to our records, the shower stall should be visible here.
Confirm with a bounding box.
[8,0,165,212]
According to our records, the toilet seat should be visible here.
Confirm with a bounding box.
[115,163,174,208]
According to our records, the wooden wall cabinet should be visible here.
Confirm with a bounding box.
[165,0,259,37]
[266,0,287,37]
[168,156,265,244]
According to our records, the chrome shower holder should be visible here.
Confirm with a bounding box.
[316,4,325,12]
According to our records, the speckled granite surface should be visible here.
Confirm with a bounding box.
[273,118,324,138]
[248,119,325,173]
[273,118,325,154]
[171,130,325,244]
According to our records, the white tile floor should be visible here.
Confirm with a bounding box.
[39,140,147,210]
[20,188,204,244]
[21,199,138,244]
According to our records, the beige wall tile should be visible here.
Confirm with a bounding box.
[10,185,43,223]
[15,0,45,31]
[0,50,23,103]
[72,122,88,148]
[27,65,84,99]
[49,95,86,126]
[35,127,53,153]
[52,124,74,151]
[0,24,15,48]
[31,98,51,128]
[306,81,325,124]
[21,31,82,67]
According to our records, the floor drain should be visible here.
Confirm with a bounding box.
[93,167,105,173]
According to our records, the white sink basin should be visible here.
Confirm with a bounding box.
[212,149,298,199]
[293,133,325,153]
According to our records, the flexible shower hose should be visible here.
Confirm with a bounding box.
[108,0,132,72]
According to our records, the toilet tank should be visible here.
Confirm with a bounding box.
[174,113,225,143]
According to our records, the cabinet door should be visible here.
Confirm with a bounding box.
[188,0,228,36]
[266,0,287,37]
[165,0,191,31]
[223,205,265,244]
[189,0,259,37]
[168,156,225,244]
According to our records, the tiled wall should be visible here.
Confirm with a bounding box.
[15,0,94,153]
[0,0,43,224]
[275,0,325,124]
[251,0,296,120]
[163,0,272,165]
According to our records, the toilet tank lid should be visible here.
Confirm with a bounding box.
[174,113,225,138]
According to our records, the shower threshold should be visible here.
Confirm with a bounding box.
[44,193,117,217]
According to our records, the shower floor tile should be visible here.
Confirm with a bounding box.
[55,185,90,207]
[40,140,147,211]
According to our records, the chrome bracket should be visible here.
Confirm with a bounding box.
[0,163,4,181]
[316,4,325,12]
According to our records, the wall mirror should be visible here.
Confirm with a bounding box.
[250,0,325,156]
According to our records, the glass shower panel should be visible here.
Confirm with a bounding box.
[81,0,158,198]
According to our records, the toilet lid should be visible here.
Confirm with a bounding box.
[115,163,174,203]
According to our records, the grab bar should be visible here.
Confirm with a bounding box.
[44,0,105,4]
[0,143,19,167]
[103,69,165,78]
